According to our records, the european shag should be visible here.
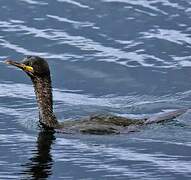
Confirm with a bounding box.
[5,56,187,134]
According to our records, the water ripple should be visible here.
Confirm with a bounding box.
[47,14,96,28]
[53,137,191,178]
[57,0,93,9]
[0,23,161,67]
[0,17,190,68]
[103,0,184,14]
[142,29,191,46]
[19,0,48,5]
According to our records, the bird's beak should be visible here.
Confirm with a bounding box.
[4,60,34,74]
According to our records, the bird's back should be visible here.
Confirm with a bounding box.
[56,109,187,135]
[57,114,145,135]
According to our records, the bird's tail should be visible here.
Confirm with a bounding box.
[144,108,188,124]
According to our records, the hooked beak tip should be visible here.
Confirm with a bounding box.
[4,59,24,70]
[4,60,12,64]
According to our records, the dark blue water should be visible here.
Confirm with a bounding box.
[0,0,191,179]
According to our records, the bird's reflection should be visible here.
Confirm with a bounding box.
[21,130,55,180]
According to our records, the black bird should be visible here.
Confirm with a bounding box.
[5,56,187,134]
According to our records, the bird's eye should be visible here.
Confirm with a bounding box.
[29,62,32,66]
[24,61,32,66]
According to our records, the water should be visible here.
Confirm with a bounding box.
[0,0,191,179]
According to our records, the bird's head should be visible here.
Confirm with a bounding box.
[5,56,59,129]
[5,56,50,78]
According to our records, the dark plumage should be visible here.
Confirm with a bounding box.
[5,56,187,134]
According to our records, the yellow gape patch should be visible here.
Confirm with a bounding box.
[23,65,34,73]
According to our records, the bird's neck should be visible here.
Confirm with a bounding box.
[32,75,59,129]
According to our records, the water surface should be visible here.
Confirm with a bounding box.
[0,0,191,179]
